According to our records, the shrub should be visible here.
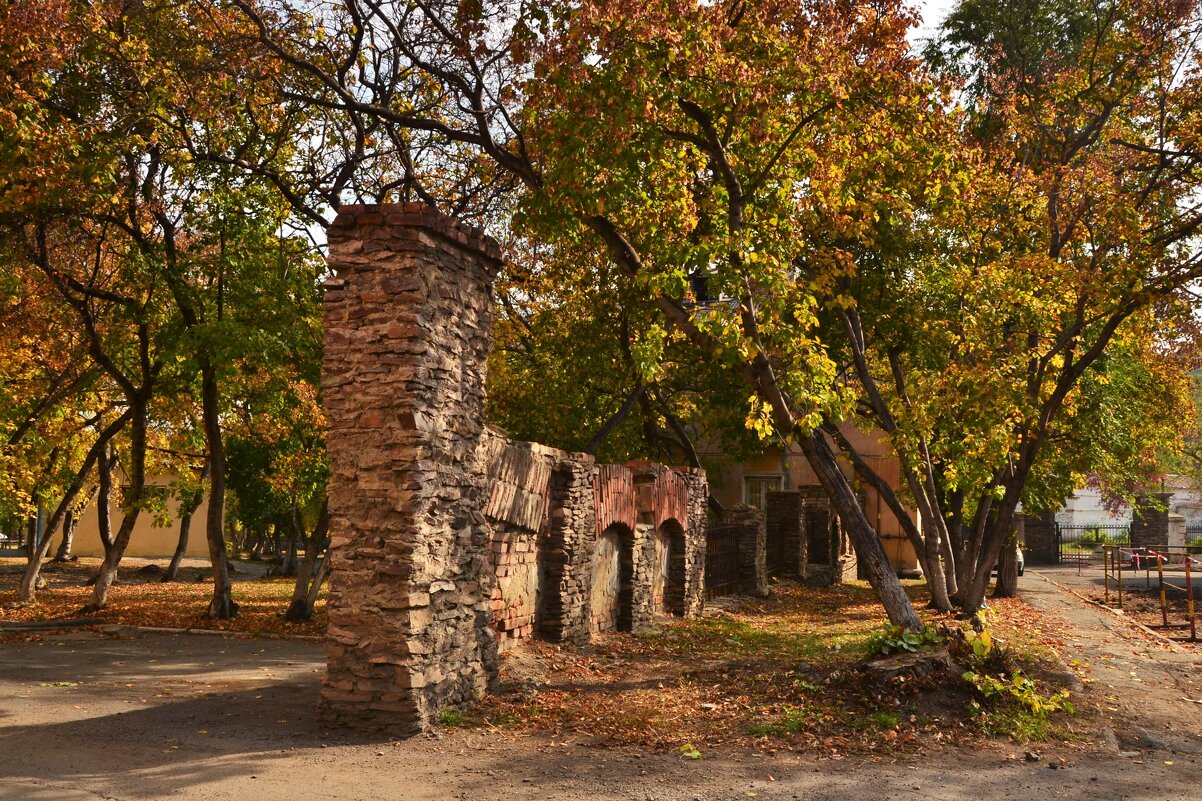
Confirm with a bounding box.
[864,624,944,658]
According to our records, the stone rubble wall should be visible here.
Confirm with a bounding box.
[321,204,711,732]
[320,204,503,734]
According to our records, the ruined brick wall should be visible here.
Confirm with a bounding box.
[321,204,709,731]
[320,204,502,733]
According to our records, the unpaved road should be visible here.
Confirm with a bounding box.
[2,575,1201,801]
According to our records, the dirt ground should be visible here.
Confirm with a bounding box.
[1,570,1201,800]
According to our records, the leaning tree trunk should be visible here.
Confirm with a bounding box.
[21,416,128,601]
[963,488,1024,613]
[163,478,205,583]
[201,365,238,619]
[88,407,150,609]
[52,509,76,562]
[52,484,96,563]
[797,431,924,631]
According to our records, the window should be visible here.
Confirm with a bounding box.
[743,475,783,513]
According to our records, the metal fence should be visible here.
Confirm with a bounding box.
[1057,523,1130,564]
[704,523,742,599]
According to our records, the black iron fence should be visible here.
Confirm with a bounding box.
[704,522,742,599]
[1057,523,1130,564]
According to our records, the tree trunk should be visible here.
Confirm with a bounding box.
[797,431,923,630]
[88,407,150,609]
[993,529,1020,599]
[201,365,238,619]
[52,484,96,563]
[52,509,76,562]
[940,531,959,600]
[285,500,329,623]
[24,511,37,561]
[962,489,1023,612]
[163,472,206,583]
[280,506,302,578]
[20,416,129,602]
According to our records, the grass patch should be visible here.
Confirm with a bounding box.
[436,708,468,727]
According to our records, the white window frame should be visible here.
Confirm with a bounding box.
[743,474,784,513]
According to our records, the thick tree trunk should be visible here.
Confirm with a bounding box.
[993,540,1019,598]
[52,509,76,562]
[162,476,205,583]
[201,365,238,620]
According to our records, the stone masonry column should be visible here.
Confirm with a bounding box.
[725,505,769,597]
[1131,493,1172,550]
[681,470,708,617]
[319,204,502,733]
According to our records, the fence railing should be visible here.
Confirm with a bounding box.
[1057,523,1130,565]
[704,523,742,599]
[1101,544,1200,642]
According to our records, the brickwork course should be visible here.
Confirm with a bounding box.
[319,205,708,733]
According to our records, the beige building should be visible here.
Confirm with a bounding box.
[57,474,212,560]
[703,424,919,572]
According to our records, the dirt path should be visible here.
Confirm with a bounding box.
[1,578,1201,800]
[1023,567,1202,755]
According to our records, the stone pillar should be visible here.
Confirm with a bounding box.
[1131,493,1171,549]
[540,460,597,644]
[1020,510,1057,565]
[319,204,502,733]
[681,470,709,617]
[723,505,769,597]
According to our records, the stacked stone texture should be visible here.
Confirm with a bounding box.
[320,204,711,731]
[723,504,769,597]
[320,204,502,733]
[680,470,709,617]
[542,458,597,644]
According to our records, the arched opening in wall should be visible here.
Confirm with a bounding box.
[657,519,686,617]
[591,523,634,633]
